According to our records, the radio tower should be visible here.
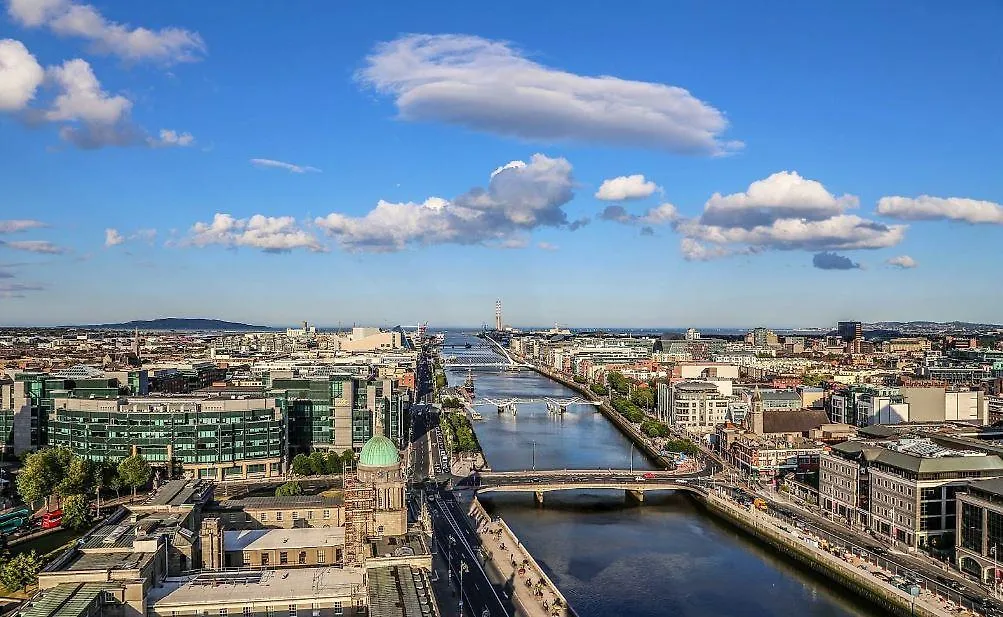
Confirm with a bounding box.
[494,300,503,331]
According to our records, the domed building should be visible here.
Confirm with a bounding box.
[355,428,407,537]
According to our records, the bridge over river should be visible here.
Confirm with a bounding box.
[474,468,711,504]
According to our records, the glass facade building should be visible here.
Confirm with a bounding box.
[49,396,284,479]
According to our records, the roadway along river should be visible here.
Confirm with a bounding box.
[444,333,881,617]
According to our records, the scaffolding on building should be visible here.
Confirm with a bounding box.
[343,476,374,566]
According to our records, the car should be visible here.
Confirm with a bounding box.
[643,472,656,479]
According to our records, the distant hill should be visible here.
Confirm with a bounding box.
[77,318,275,331]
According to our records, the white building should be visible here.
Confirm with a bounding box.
[666,381,730,432]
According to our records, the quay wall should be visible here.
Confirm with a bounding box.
[701,493,941,617]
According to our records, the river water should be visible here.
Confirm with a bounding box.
[444,334,879,617]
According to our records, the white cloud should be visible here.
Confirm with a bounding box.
[491,160,526,179]
[6,0,205,64]
[0,219,46,233]
[699,171,858,228]
[537,241,558,251]
[46,58,131,124]
[595,174,659,201]
[0,239,66,254]
[877,195,1003,225]
[887,255,918,269]
[673,171,902,260]
[680,238,731,262]
[359,34,740,154]
[0,281,44,298]
[316,153,576,252]
[104,228,124,247]
[250,158,321,174]
[149,129,194,148]
[0,45,195,149]
[0,39,44,111]
[188,214,324,253]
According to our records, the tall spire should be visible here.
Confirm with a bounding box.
[132,327,140,358]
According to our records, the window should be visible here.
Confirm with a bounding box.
[307,510,313,520]
[333,602,343,616]
[260,512,268,522]
[292,511,299,520]
[261,553,270,566]
[220,610,228,617]
[276,511,283,521]
[288,605,297,617]
[311,604,320,617]
[323,510,331,520]
[280,551,288,564]
[317,550,326,564]
[243,608,252,617]
[298,551,307,564]
[265,608,272,617]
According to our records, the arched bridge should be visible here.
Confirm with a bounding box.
[474,469,709,504]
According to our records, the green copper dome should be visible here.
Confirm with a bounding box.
[358,434,400,467]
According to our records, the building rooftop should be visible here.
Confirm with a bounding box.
[674,381,720,393]
[142,479,211,508]
[16,582,118,617]
[967,477,1003,499]
[218,495,343,509]
[368,533,429,560]
[80,510,191,551]
[223,527,345,552]
[66,551,155,572]
[762,410,830,435]
[149,567,366,607]
[367,565,436,617]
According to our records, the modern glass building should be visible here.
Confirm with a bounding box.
[49,395,285,479]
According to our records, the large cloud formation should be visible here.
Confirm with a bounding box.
[877,195,1003,225]
[315,154,578,251]
[358,34,740,155]
[674,171,905,260]
[188,214,324,253]
[0,39,194,148]
[6,0,205,64]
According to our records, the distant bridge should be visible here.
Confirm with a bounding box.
[474,469,709,504]
[441,339,532,368]
[472,397,600,409]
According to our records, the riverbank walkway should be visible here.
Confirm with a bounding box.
[468,500,570,617]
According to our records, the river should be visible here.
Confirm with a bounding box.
[444,333,880,617]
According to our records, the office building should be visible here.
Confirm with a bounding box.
[837,321,863,342]
[956,478,1003,583]
[665,381,730,431]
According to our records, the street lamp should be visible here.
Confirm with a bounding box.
[459,561,469,615]
[532,441,537,471]
[629,442,635,474]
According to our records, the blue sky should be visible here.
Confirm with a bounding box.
[2,1,1002,328]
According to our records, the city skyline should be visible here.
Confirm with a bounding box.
[2,2,1003,326]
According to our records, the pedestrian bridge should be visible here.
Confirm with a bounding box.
[474,469,709,504]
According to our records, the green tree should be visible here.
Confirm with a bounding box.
[308,451,329,475]
[801,373,829,387]
[57,456,95,499]
[590,383,608,396]
[61,493,92,531]
[0,551,42,592]
[290,454,313,476]
[108,475,123,499]
[325,451,343,474]
[441,397,462,409]
[16,449,67,507]
[608,372,631,395]
[275,481,303,497]
[630,388,654,410]
[117,455,152,499]
[340,449,356,471]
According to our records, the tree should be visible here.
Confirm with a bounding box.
[61,493,92,531]
[275,481,303,497]
[291,454,313,476]
[608,372,631,395]
[801,373,829,387]
[308,451,329,475]
[0,551,42,592]
[590,383,608,396]
[16,449,67,508]
[325,451,343,474]
[117,455,152,499]
[441,397,462,409]
[56,456,95,499]
[631,389,654,410]
[108,475,123,499]
[340,449,355,469]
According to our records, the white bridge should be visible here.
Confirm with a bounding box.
[473,396,598,407]
[440,336,532,368]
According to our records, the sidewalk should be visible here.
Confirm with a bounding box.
[468,505,569,617]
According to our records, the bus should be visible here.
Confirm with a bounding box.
[0,507,31,535]
[40,509,62,530]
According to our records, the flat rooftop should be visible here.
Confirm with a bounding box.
[219,495,343,509]
[367,565,436,617]
[66,551,155,572]
[223,527,344,552]
[81,511,189,551]
[149,567,365,607]
[143,479,210,507]
[368,533,429,560]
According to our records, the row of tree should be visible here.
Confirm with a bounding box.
[441,397,463,409]
[16,448,152,531]
[289,450,355,477]
[640,419,671,438]
[443,412,480,453]
[0,551,43,593]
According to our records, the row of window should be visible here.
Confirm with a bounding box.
[254,508,334,522]
[181,602,344,617]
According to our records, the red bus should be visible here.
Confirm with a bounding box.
[40,509,62,530]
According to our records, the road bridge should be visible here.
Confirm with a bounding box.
[475,469,709,505]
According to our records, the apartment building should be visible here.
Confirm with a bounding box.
[664,381,730,431]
